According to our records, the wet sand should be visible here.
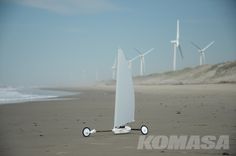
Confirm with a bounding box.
[0,84,236,156]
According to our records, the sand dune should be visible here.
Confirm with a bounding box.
[101,61,236,86]
[135,61,236,85]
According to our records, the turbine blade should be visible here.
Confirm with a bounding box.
[190,41,201,50]
[143,48,154,56]
[129,55,139,62]
[202,41,215,52]
[134,48,142,55]
[178,45,183,59]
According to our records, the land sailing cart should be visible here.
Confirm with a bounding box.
[82,48,148,137]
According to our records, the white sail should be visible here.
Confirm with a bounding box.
[113,48,135,128]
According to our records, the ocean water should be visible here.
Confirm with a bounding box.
[0,87,76,104]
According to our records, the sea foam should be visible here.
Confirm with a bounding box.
[0,87,72,104]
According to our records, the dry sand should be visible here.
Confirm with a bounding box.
[0,84,236,156]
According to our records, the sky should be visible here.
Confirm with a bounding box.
[0,0,236,87]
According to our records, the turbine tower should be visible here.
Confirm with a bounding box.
[171,19,183,71]
[191,41,215,65]
[135,48,154,76]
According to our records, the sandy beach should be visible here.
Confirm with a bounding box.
[0,84,236,156]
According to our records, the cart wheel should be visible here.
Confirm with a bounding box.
[140,125,148,135]
[82,127,91,137]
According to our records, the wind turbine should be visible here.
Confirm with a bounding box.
[112,57,117,80]
[191,41,215,65]
[135,48,154,76]
[171,19,183,71]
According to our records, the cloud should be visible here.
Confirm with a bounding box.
[12,0,121,15]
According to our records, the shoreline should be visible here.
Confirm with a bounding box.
[0,88,80,106]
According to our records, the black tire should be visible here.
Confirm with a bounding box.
[140,125,148,135]
[82,127,91,137]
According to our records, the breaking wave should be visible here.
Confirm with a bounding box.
[0,87,73,104]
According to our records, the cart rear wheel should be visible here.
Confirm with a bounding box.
[140,125,148,135]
